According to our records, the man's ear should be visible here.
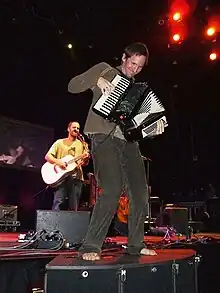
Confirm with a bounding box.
[122,53,126,63]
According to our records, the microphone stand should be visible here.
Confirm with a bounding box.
[77,133,85,142]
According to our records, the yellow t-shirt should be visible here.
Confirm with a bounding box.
[47,138,89,180]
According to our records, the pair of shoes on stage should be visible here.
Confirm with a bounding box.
[79,248,157,261]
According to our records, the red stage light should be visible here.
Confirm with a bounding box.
[206,27,216,37]
[173,33,181,42]
[173,12,182,22]
[169,0,190,20]
[209,52,217,60]
[169,1,188,44]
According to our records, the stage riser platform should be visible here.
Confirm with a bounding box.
[45,255,199,293]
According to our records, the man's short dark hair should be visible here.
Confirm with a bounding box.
[123,42,149,64]
[68,121,80,128]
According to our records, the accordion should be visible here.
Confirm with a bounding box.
[92,74,168,141]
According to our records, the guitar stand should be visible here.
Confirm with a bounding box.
[163,227,173,242]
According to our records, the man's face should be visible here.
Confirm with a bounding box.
[68,122,80,138]
[121,54,146,78]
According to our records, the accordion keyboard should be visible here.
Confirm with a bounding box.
[93,75,130,118]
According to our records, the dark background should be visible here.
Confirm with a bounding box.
[0,0,220,230]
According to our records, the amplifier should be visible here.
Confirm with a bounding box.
[163,205,189,236]
[35,210,90,245]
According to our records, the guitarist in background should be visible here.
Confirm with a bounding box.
[45,121,90,211]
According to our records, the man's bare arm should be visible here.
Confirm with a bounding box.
[68,62,111,93]
[45,153,60,165]
[45,153,67,169]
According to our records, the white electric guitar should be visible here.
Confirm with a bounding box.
[41,153,89,187]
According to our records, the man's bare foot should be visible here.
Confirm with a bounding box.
[81,252,101,261]
[140,248,157,256]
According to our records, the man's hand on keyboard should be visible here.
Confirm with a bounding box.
[155,120,165,135]
[97,77,115,95]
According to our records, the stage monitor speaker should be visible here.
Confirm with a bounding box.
[35,210,90,245]
[163,206,188,236]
